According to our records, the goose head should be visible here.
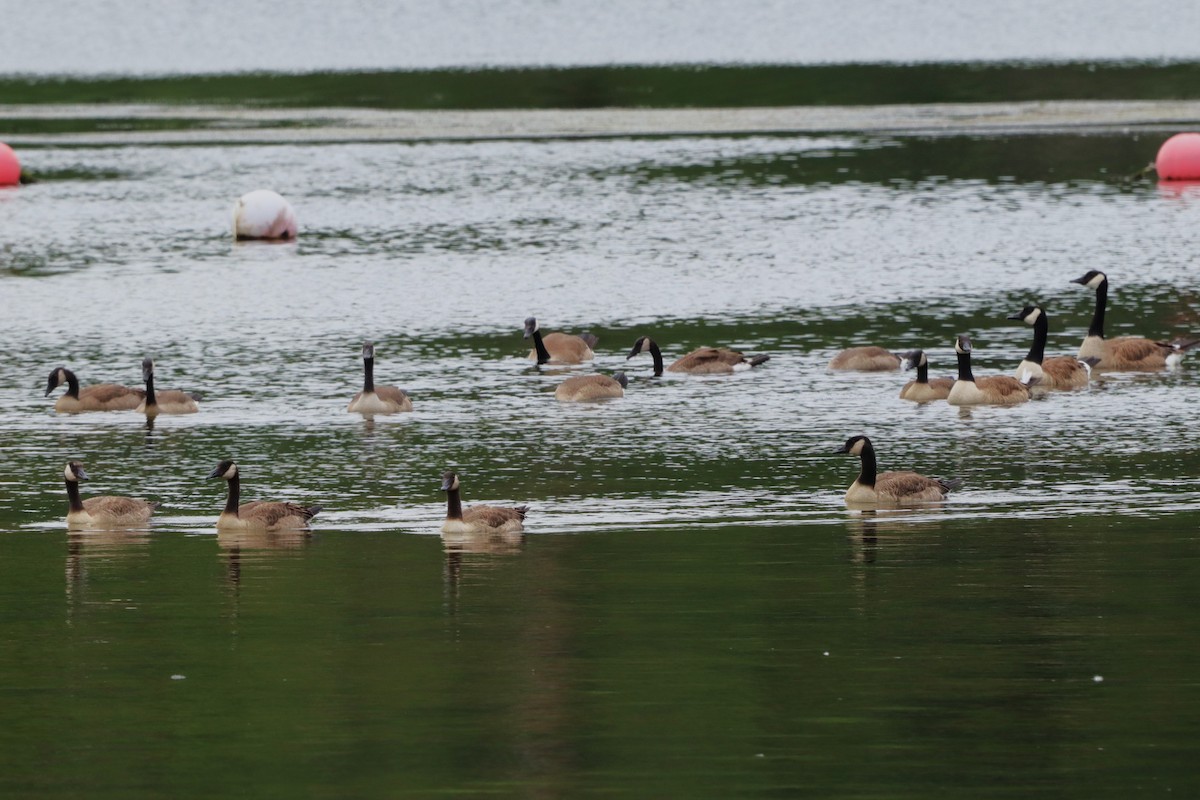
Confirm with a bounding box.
[1006,305,1044,326]
[45,367,67,396]
[837,435,869,456]
[64,461,88,482]
[900,349,927,370]
[1071,270,1107,289]
[522,318,539,339]
[206,460,239,481]
[440,471,461,492]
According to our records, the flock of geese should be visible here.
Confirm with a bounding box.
[49,269,1195,532]
[832,269,1197,506]
[52,312,775,535]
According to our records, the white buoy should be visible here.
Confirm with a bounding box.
[232,190,297,240]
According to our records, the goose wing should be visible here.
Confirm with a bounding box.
[463,504,528,529]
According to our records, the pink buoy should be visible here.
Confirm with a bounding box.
[1155,133,1200,181]
[0,143,20,186]
[232,189,297,240]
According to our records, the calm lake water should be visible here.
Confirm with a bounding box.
[4,44,1200,799]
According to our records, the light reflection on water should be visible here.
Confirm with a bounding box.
[2,130,1199,538]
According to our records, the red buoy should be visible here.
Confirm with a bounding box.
[1156,133,1200,181]
[0,143,20,186]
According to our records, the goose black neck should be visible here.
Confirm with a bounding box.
[648,339,664,376]
[65,479,84,513]
[445,486,463,521]
[64,370,80,399]
[1088,279,1108,338]
[956,350,975,383]
[224,474,241,517]
[531,330,552,365]
[362,357,375,393]
[857,440,878,488]
[144,371,157,406]
[1024,313,1049,364]
[916,360,929,384]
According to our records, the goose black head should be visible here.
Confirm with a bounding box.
[207,460,238,481]
[1071,270,1107,289]
[1006,305,1043,325]
[838,435,870,456]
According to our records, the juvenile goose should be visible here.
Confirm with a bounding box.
[1071,270,1200,370]
[1006,305,1093,389]
[626,335,770,375]
[45,367,144,413]
[829,346,902,371]
[555,371,628,402]
[440,471,528,534]
[898,349,953,403]
[947,335,1033,406]
[63,461,157,528]
[136,357,199,417]
[206,460,322,530]
[524,317,598,365]
[347,341,413,414]
[837,436,961,506]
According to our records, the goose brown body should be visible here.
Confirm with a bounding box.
[627,336,770,375]
[440,471,527,534]
[207,460,321,531]
[1007,306,1090,389]
[898,350,953,403]
[1072,270,1199,370]
[837,436,960,506]
[555,372,628,402]
[829,346,901,371]
[524,318,597,365]
[947,335,1032,406]
[63,461,157,528]
[46,367,144,413]
[348,341,412,414]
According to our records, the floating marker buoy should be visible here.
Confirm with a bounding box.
[0,143,20,186]
[232,189,297,240]
[1155,133,1200,181]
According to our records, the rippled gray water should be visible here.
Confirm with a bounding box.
[3,128,1199,535]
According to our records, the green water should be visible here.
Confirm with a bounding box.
[3,515,1199,798]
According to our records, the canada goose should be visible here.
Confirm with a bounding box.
[63,461,157,528]
[1006,305,1093,389]
[898,349,953,403]
[837,436,961,506]
[947,335,1033,406]
[828,346,901,371]
[45,367,144,413]
[440,471,528,534]
[136,357,199,417]
[555,371,628,402]
[524,317,598,365]
[1071,270,1200,369]
[347,341,413,414]
[206,460,322,530]
[626,336,770,375]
